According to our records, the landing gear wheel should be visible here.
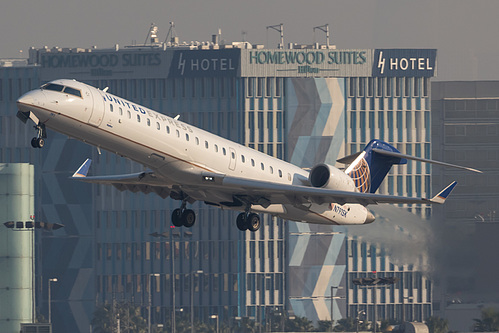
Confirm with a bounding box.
[182,209,196,228]
[171,209,183,227]
[31,137,39,148]
[247,213,261,232]
[31,123,47,149]
[31,137,44,148]
[236,213,248,231]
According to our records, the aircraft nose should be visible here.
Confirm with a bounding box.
[364,211,375,224]
[17,92,35,106]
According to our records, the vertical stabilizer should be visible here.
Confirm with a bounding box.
[344,140,407,193]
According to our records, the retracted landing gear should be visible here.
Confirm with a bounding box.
[31,123,47,149]
[171,200,196,228]
[236,211,261,232]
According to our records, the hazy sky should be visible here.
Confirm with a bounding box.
[1,0,498,81]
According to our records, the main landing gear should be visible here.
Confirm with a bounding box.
[236,211,261,232]
[171,201,196,228]
[31,123,47,148]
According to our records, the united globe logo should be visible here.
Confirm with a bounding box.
[348,158,370,193]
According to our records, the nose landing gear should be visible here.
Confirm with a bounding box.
[31,123,47,149]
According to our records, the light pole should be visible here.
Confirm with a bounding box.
[48,278,58,324]
[210,314,219,333]
[148,273,160,333]
[330,285,343,331]
[356,310,366,333]
[190,270,203,333]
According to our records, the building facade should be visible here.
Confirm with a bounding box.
[1,38,437,331]
[431,81,499,328]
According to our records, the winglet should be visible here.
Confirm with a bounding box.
[430,181,457,204]
[72,159,92,178]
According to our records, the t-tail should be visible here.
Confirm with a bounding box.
[341,140,406,193]
[339,139,482,194]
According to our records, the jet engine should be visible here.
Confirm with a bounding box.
[309,164,357,192]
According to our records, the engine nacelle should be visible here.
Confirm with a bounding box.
[309,163,357,192]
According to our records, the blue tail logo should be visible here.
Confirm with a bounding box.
[346,140,407,193]
[348,156,371,193]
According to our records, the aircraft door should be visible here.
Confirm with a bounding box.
[228,147,237,171]
[88,89,105,127]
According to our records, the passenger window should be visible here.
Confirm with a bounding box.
[241,155,245,163]
[156,122,160,130]
[110,104,114,112]
[137,115,141,123]
[195,137,199,145]
[270,166,273,174]
[214,144,219,153]
[261,163,264,170]
[251,159,255,167]
[205,141,209,149]
[147,119,151,126]
[186,134,190,141]
[176,130,180,137]
[166,126,170,134]
[119,107,123,116]
[222,148,226,156]
[278,170,282,178]
[288,173,291,181]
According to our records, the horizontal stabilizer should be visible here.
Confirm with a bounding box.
[72,159,92,178]
[372,148,482,173]
[429,181,457,204]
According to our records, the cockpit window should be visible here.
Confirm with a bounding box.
[41,83,82,98]
[63,86,82,98]
[41,83,64,92]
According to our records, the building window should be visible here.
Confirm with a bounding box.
[414,78,420,97]
[395,77,401,97]
[386,78,392,97]
[358,77,365,97]
[349,78,357,97]
[257,78,264,97]
[266,77,273,97]
[376,78,383,97]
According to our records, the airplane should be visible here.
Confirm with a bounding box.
[16,79,481,232]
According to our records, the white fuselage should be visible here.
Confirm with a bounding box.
[17,79,371,225]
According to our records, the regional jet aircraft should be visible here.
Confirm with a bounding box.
[16,79,480,232]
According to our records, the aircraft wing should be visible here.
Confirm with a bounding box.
[70,159,173,199]
[71,159,457,206]
[210,173,456,206]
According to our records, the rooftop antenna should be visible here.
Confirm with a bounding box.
[266,23,284,49]
[164,21,179,45]
[144,23,159,45]
[313,24,330,48]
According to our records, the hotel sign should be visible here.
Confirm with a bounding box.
[168,49,241,77]
[372,49,437,77]
[241,49,373,77]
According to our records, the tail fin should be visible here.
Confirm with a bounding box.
[341,140,407,193]
[72,158,92,178]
